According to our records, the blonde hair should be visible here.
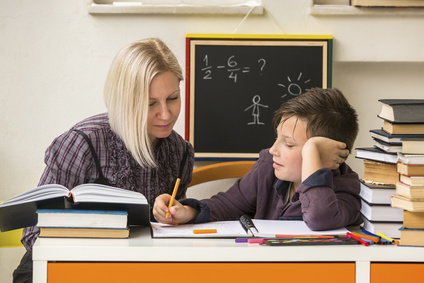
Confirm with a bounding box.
[104,38,183,168]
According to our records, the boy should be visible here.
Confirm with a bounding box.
[153,88,363,230]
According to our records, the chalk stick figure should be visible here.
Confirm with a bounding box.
[244,95,268,125]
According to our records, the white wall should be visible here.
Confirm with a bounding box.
[2,0,424,281]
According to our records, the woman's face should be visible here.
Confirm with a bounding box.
[147,71,181,143]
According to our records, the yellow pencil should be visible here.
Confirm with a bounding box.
[166,178,181,219]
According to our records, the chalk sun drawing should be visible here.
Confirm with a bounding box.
[278,72,311,98]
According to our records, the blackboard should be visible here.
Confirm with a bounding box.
[185,35,333,159]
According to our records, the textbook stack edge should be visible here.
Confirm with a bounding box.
[36,209,130,239]
[375,99,424,244]
[391,154,424,246]
[355,99,424,238]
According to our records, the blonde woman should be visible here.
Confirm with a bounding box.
[14,38,194,282]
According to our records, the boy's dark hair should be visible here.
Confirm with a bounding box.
[273,88,359,154]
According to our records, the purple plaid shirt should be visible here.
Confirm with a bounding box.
[22,113,194,251]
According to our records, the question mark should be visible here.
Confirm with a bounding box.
[258,58,266,75]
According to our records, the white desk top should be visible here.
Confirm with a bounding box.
[33,226,424,263]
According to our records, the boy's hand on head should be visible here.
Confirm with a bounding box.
[153,194,199,225]
[301,137,349,181]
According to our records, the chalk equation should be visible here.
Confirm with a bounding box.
[201,54,265,83]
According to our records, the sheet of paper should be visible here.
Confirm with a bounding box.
[150,220,349,238]
[252,220,349,237]
[151,221,248,238]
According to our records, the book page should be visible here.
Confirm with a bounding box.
[252,220,349,237]
[72,184,147,204]
[0,184,69,207]
[151,221,249,238]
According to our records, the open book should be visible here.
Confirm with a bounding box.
[150,215,349,238]
[0,183,149,232]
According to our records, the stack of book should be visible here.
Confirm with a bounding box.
[398,211,424,247]
[355,99,424,238]
[0,183,149,240]
[375,99,424,243]
[36,209,130,238]
[391,153,424,246]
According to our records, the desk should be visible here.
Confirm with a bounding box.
[33,227,424,283]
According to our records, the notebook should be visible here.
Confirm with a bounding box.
[150,215,349,238]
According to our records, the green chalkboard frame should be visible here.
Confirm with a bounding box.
[185,34,333,160]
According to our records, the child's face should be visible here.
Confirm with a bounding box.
[269,116,308,185]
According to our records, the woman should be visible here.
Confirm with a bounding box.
[13,38,194,282]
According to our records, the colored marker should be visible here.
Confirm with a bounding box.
[349,232,379,243]
[376,232,399,245]
[346,232,369,246]
[361,229,381,239]
[193,229,217,234]
[275,234,334,239]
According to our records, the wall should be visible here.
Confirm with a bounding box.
[1,0,424,281]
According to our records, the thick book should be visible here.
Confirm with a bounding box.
[355,147,397,164]
[36,209,128,229]
[359,182,396,205]
[0,183,149,232]
[369,129,424,144]
[378,99,424,123]
[361,217,402,239]
[360,199,403,222]
[398,153,424,165]
[397,162,424,176]
[382,120,424,135]
[399,227,424,247]
[401,138,424,155]
[150,215,348,238]
[362,159,398,185]
[391,195,424,212]
[400,174,424,186]
[403,211,424,229]
[38,227,130,239]
[373,138,402,153]
[351,0,424,7]
[396,182,424,199]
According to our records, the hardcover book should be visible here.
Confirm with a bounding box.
[360,199,403,222]
[397,162,424,176]
[360,181,396,204]
[0,183,149,232]
[361,217,402,239]
[369,129,424,144]
[382,120,424,135]
[36,209,128,229]
[403,211,424,229]
[399,227,424,247]
[378,99,424,123]
[391,195,424,212]
[400,174,424,186]
[401,138,424,155]
[355,147,397,164]
[396,182,424,199]
[38,227,130,239]
[398,153,424,165]
[362,159,398,185]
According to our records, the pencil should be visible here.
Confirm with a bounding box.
[166,178,181,219]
